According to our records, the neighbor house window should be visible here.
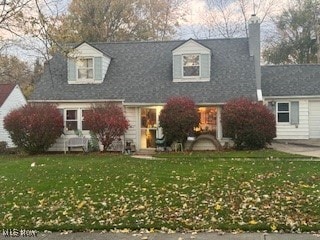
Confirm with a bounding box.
[66,110,78,131]
[277,102,289,123]
[77,58,93,80]
[183,55,200,77]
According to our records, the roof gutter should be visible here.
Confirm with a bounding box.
[28,99,125,103]
[264,95,320,100]
[28,100,228,106]
[123,102,226,106]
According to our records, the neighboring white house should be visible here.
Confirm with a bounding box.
[0,84,27,147]
[262,65,320,139]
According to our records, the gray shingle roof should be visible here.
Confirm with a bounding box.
[30,39,257,104]
[262,65,320,97]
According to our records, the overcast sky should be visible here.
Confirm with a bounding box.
[2,0,292,62]
[178,0,291,39]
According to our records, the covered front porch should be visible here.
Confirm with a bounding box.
[135,105,224,152]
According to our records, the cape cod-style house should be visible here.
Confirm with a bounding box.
[29,16,320,152]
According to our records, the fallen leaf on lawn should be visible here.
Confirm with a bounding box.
[249,219,258,225]
[211,216,217,222]
[77,200,86,209]
[215,204,221,210]
[271,224,277,231]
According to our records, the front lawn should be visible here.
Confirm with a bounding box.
[0,151,319,232]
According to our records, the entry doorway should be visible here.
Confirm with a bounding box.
[140,107,162,149]
[196,107,217,136]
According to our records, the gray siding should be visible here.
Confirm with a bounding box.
[200,54,210,79]
[67,58,76,82]
[173,55,182,79]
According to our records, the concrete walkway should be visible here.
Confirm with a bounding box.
[3,231,320,240]
[271,139,320,158]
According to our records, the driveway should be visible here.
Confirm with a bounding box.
[271,139,320,158]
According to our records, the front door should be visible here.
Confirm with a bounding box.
[140,107,162,149]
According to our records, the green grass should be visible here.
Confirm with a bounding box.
[156,148,308,159]
[0,151,319,232]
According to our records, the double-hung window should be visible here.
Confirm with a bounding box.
[183,55,200,77]
[65,109,90,132]
[81,110,91,131]
[277,102,290,123]
[66,110,78,131]
[77,58,93,80]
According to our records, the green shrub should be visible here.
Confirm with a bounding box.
[221,98,276,149]
[89,131,100,152]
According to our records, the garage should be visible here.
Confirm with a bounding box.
[309,101,320,138]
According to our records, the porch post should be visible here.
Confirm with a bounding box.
[217,106,223,140]
[136,107,141,151]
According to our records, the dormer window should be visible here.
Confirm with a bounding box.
[67,42,112,84]
[183,55,200,77]
[172,39,211,82]
[77,58,93,80]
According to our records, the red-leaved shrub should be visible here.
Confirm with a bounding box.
[159,96,200,145]
[221,98,276,149]
[4,104,64,154]
[83,103,129,151]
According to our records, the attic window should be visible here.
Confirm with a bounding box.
[77,58,93,80]
[183,55,200,77]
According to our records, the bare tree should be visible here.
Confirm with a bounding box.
[205,0,244,38]
[140,0,187,40]
[0,0,32,35]
[202,0,279,38]
[10,0,70,62]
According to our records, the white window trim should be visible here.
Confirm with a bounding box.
[64,109,90,134]
[182,54,201,78]
[277,102,290,124]
[68,80,103,85]
[64,109,79,133]
[76,57,95,83]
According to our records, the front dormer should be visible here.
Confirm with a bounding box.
[172,39,211,82]
[67,42,111,84]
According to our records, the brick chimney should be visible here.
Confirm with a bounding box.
[248,15,262,99]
